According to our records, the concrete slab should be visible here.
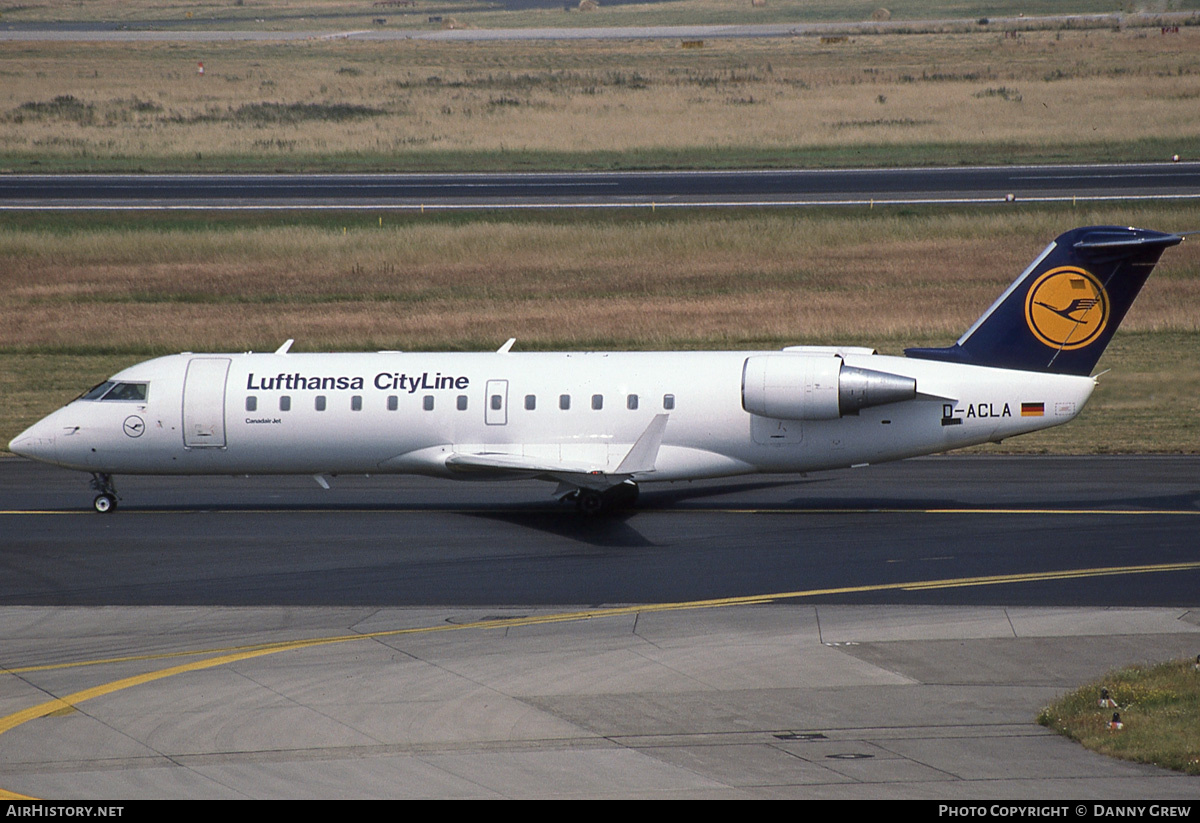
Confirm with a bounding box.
[1,605,1198,798]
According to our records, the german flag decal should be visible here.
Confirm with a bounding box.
[1021,402,1045,417]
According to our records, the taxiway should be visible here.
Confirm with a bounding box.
[1,456,1197,797]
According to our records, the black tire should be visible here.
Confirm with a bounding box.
[575,489,607,514]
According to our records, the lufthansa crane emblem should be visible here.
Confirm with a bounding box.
[123,415,145,438]
[1024,266,1109,351]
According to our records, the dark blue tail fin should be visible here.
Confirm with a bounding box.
[905,226,1183,375]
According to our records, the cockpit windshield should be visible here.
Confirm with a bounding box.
[76,381,149,402]
[78,381,115,401]
[104,382,149,401]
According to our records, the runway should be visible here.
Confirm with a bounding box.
[2,455,1198,797]
[3,163,1200,210]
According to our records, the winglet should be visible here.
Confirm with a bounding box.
[615,414,669,475]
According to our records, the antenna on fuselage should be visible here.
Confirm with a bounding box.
[275,339,294,355]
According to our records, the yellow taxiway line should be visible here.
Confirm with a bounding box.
[3,558,1200,797]
[4,559,1200,698]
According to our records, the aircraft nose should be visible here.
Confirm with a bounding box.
[9,423,56,464]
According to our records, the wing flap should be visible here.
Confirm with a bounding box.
[445,451,601,476]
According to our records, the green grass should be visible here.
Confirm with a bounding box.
[1038,657,1200,776]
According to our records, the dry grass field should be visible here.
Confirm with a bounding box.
[2,21,1199,170]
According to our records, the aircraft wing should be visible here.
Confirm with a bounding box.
[445,414,669,489]
[446,451,601,476]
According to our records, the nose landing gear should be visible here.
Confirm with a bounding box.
[89,473,119,513]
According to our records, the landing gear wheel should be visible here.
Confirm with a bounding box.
[89,473,119,513]
[575,489,608,515]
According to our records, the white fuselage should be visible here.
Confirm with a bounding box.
[11,349,1095,483]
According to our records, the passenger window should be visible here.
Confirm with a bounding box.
[525,394,536,411]
[491,394,502,411]
[387,395,398,411]
[351,395,362,411]
[457,395,468,411]
[315,395,327,411]
[246,396,257,412]
[592,394,603,410]
[663,394,675,410]
[627,394,638,410]
[559,394,571,411]
[424,395,434,411]
[279,396,291,412]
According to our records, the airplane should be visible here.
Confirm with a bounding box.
[8,225,1184,514]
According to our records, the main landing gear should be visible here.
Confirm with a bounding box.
[568,480,639,514]
[89,472,119,513]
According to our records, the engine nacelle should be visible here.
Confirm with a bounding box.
[741,355,917,420]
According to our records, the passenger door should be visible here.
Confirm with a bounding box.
[182,357,231,447]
